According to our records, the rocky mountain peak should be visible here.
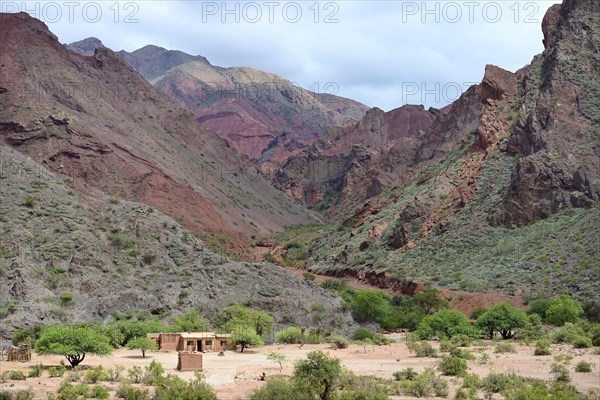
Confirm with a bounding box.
[66,37,105,56]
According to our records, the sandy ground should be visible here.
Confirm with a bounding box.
[1,341,599,399]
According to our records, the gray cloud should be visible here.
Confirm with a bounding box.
[5,0,559,110]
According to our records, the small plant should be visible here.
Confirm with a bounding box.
[115,384,150,400]
[407,339,438,357]
[303,272,316,281]
[27,363,44,378]
[438,356,468,376]
[106,365,125,382]
[3,370,26,381]
[478,352,491,365]
[127,366,143,384]
[91,385,110,399]
[48,366,66,377]
[58,291,74,306]
[328,335,349,349]
[494,343,516,353]
[393,367,418,381]
[550,363,571,383]
[83,365,107,384]
[266,352,287,372]
[534,339,551,356]
[575,361,592,373]
[22,195,36,208]
[451,334,472,347]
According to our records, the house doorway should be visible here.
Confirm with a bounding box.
[197,340,203,352]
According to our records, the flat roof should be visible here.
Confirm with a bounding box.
[163,332,233,339]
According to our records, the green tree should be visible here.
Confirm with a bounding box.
[545,295,583,326]
[413,288,449,314]
[171,309,210,332]
[528,297,552,319]
[125,336,157,358]
[476,302,529,339]
[215,304,274,336]
[294,351,341,400]
[35,325,112,368]
[416,309,478,339]
[232,327,264,352]
[266,352,287,372]
[351,290,388,322]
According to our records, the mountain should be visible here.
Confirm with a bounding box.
[102,43,370,171]
[0,144,353,340]
[289,0,600,301]
[1,12,318,242]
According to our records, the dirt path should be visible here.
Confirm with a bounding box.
[1,342,598,399]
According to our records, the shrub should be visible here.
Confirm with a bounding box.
[248,377,296,399]
[127,366,143,384]
[22,195,36,208]
[27,363,44,378]
[406,339,438,357]
[476,302,529,339]
[574,361,592,373]
[91,386,110,399]
[58,291,74,306]
[482,371,522,393]
[3,371,26,381]
[494,343,516,353]
[106,365,125,382]
[534,339,551,355]
[550,363,571,383]
[48,366,66,377]
[328,335,349,349]
[552,322,592,347]
[154,373,217,400]
[450,334,472,347]
[141,360,164,385]
[405,368,449,397]
[275,326,303,344]
[439,340,455,353]
[354,327,374,341]
[393,368,418,381]
[372,333,393,345]
[115,384,150,400]
[438,356,468,376]
[83,366,108,384]
[450,347,476,360]
[528,297,552,319]
[462,373,482,389]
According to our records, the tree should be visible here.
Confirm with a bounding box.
[545,295,583,326]
[154,372,217,400]
[294,351,341,400]
[413,288,449,314]
[35,325,112,368]
[351,290,388,322]
[267,352,287,372]
[125,336,157,358]
[215,304,274,336]
[171,309,210,332]
[528,297,552,319]
[232,327,264,352]
[416,309,479,340]
[476,302,529,339]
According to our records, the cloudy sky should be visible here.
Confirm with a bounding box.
[6,1,558,110]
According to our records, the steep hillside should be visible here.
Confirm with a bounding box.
[298,0,600,301]
[0,145,353,340]
[1,12,318,241]
[110,44,370,170]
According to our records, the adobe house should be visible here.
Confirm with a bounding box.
[177,352,203,371]
[155,332,235,352]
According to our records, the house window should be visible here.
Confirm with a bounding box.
[220,341,228,346]
[205,340,213,346]
[187,341,194,346]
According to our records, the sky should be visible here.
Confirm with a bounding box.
[4,1,559,110]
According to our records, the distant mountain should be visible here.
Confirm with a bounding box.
[67,39,370,172]
[2,12,318,241]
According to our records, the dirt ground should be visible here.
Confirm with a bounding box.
[1,341,598,399]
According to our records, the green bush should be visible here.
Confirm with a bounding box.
[90,386,109,399]
[572,336,592,348]
[115,384,150,400]
[0,389,33,400]
[406,368,449,397]
[550,363,571,383]
[462,373,482,389]
[494,343,516,353]
[141,360,164,385]
[48,366,66,377]
[470,307,488,320]
[450,334,472,347]
[534,339,551,355]
[275,327,303,344]
[482,371,522,393]
[574,361,592,373]
[393,368,418,381]
[476,302,529,339]
[83,366,108,384]
[438,356,468,376]
[27,363,43,378]
[406,339,438,357]
[127,366,143,384]
[328,335,349,349]
[552,323,592,348]
[3,371,26,381]
[354,327,374,341]
[528,297,552,319]
[154,373,217,400]
[449,347,476,360]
